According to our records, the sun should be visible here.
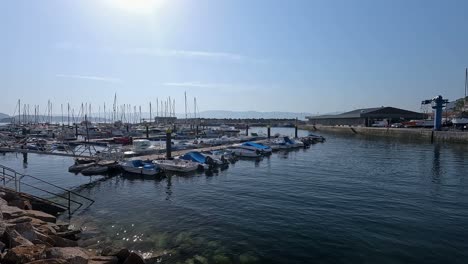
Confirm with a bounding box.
[109,0,166,14]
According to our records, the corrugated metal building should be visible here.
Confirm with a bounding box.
[306,107,425,126]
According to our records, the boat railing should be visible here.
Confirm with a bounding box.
[0,163,94,218]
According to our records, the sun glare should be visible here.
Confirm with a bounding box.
[109,0,166,14]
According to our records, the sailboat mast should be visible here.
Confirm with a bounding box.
[184,91,187,120]
[18,99,21,125]
[194,97,196,119]
[149,102,152,122]
[67,103,70,126]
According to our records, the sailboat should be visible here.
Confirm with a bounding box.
[452,68,468,126]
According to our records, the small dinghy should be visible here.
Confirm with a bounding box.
[68,162,95,173]
[96,160,120,170]
[153,159,200,173]
[119,160,161,176]
[81,165,108,176]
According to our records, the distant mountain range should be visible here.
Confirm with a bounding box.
[195,111,313,120]
[0,113,9,120]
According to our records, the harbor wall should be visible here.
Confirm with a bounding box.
[300,125,468,144]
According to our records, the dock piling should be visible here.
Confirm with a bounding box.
[246,125,249,136]
[267,126,271,139]
[166,129,172,159]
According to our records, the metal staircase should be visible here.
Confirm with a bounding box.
[0,164,94,217]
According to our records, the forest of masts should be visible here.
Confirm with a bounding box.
[10,92,199,126]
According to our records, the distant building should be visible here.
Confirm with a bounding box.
[306,107,426,127]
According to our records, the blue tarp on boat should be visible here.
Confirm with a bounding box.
[181,151,206,164]
[132,160,155,168]
[284,137,295,144]
[242,142,271,150]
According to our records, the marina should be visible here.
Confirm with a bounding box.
[1,128,467,263]
[2,1,468,263]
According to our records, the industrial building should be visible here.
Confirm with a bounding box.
[306,107,426,127]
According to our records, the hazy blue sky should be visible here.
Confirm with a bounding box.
[1,0,468,115]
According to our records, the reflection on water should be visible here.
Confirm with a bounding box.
[432,144,441,183]
[1,128,468,264]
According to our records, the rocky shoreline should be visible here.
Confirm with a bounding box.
[0,191,154,264]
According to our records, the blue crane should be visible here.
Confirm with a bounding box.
[421,95,449,131]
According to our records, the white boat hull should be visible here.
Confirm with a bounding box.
[121,166,159,175]
[154,160,199,173]
[231,148,261,158]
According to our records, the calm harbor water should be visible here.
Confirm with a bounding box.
[1,128,468,264]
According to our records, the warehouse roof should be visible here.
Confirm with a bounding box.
[307,107,424,120]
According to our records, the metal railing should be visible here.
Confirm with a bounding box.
[0,164,94,217]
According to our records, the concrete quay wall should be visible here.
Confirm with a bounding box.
[300,125,468,144]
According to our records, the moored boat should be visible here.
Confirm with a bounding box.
[119,159,161,176]
[239,142,272,155]
[229,147,262,158]
[153,159,200,173]
[69,162,95,173]
[81,165,108,176]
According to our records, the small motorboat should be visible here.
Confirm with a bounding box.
[68,162,95,173]
[306,133,325,142]
[96,160,120,171]
[229,147,262,158]
[282,136,304,148]
[153,159,200,173]
[81,165,108,176]
[204,150,236,163]
[74,158,96,164]
[119,159,161,176]
[239,142,272,155]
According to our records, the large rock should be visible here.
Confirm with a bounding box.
[89,256,119,264]
[26,259,68,264]
[0,197,8,207]
[2,192,21,203]
[101,247,130,262]
[4,226,34,247]
[14,222,38,242]
[8,198,33,210]
[0,216,5,235]
[49,234,79,247]
[123,252,146,264]
[8,216,47,226]
[2,244,46,264]
[45,247,90,264]
[1,205,26,219]
[33,230,56,246]
[25,210,56,223]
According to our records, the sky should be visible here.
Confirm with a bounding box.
[1,0,468,116]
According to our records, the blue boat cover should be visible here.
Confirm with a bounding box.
[132,160,144,167]
[181,151,206,163]
[242,142,271,150]
[284,137,295,144]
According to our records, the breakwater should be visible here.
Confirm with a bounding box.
[301,125,468,143]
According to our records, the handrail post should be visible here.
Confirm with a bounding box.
[14,172,18,191]
[68,191,71,219]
